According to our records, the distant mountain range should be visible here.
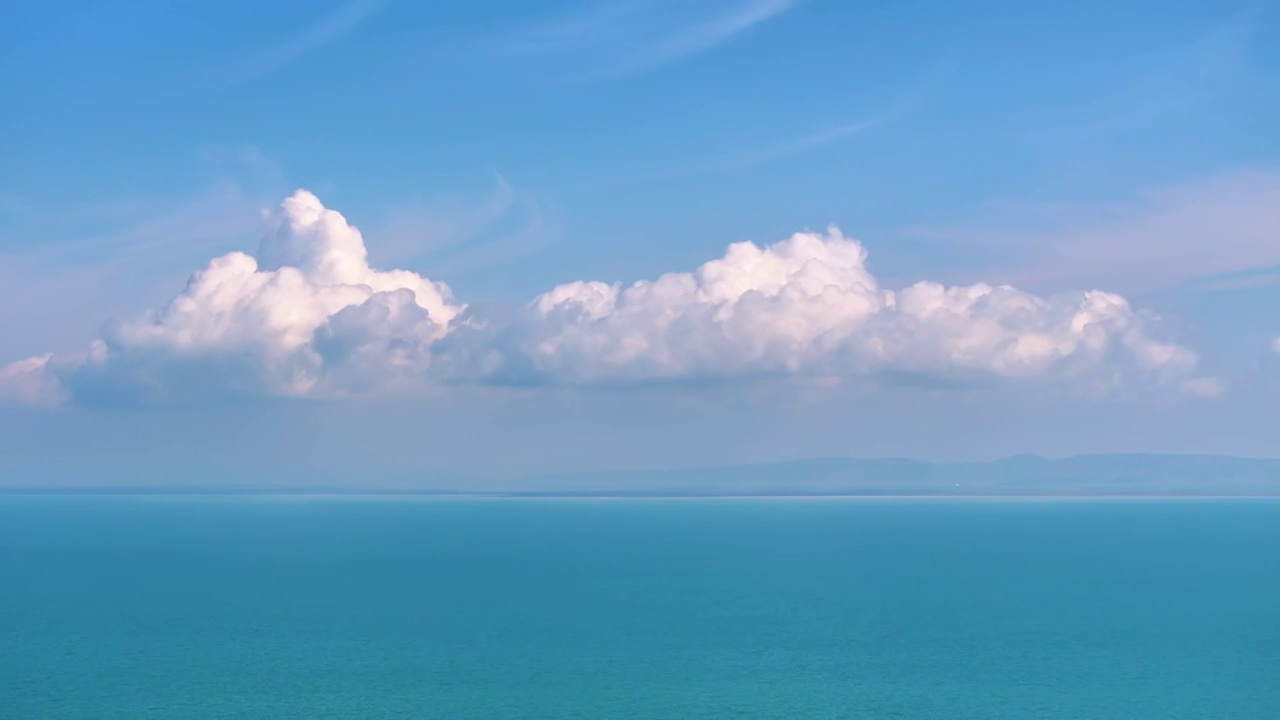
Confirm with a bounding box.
[12,454,1279,496]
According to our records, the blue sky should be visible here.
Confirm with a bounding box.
[1,0,1279,484]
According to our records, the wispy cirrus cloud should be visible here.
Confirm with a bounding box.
[567,116,883,192]
[0,146,286,273]
[484,0,801,81]
[906,167,1280,296]
[590,0,800,79]
[554,92,919,193]
[213,0,383,87]
[368,171,558,276]
[666,91,925,178]
[0,149,287,359]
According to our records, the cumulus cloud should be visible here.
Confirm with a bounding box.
[3,190,463,404]
[0,191,1215,407]
[0,354,65,407]
[474,227,1205,391]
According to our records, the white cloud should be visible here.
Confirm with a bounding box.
[0,354,65,407]
[1,192,1213,407]
[1273,337,1280,355]
[15,190,463,404]
[480,227,1206,390]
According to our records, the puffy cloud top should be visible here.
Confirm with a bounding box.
[0,354,65,407]
[0,192,1216,406]
[8,191,463,403]
[497,228,1199,388]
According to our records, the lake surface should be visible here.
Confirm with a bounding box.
[2,496,1277,719]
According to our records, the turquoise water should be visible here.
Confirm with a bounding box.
[1,497,1277,719]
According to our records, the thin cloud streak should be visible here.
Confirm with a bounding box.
[215,0,382,87]
[559,96,914,193]
[678,117,881,176]
[707,90,927,171]
[587,0,801,80]
[0,147,286,270]
[482,0,801,82]
[549,117,879,194]
[370,171,559,275]
[902,167,1280,296]
[494,2,641,54]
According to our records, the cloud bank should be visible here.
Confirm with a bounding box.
[0,190,1216,407]
[472,228,1201,390]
